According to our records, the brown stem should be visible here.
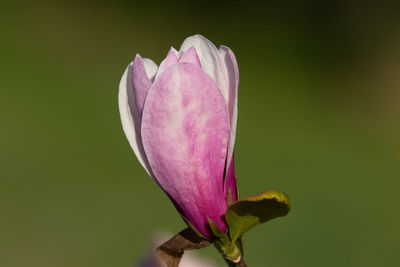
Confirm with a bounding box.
[157,228,211,267]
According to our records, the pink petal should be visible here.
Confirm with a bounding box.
[119,60,154,177]
[179,46,201,68]
[219,46,239,181]
[155,47,178,78]
[141,62,230,238]
[132,54,155,117]
[142,58,158,82]
[180,35,230,105]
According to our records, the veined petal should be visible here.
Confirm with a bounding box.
[141,62,230,238]
[180,35,230,106]
[219,46,239,180]
[119,61,153,177]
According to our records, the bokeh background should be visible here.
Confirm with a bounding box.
[1,1,400,266]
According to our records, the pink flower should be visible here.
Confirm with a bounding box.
[119,35,239,239]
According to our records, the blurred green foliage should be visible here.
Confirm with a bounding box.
[1,1,399,266]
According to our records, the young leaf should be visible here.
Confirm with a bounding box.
[225,190,291,243]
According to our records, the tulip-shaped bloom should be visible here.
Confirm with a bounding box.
[119,35,239,239]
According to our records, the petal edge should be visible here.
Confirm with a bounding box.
[119,62,153,177]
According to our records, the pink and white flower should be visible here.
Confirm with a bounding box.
[119,34,239,239]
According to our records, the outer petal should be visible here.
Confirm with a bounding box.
[119,59,154,177]
[180,35,230,105]
[219,46,239,184]
[141,62,230,238]
[181,36,240,188]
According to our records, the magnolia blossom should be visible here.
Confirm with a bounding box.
[119,34,239,239]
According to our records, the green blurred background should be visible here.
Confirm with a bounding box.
[1,1,400,266]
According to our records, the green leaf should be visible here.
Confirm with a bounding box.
[225,190,291,243]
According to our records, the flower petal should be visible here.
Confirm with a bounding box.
[132,54,154,117]
[156,47,178,78]
[219,46,239,181]
[179,35,229,106]
[142,58,158,82]
[141,62,230,238]
[179,46,201,68]
[118,61,153,177]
